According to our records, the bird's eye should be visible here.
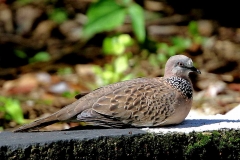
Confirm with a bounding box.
[178,62,183,66]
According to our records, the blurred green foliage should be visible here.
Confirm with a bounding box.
[93,34,134,86]
[92,20,207,87]
[82,0,145,42]
[103,34,133,55]
[189,21,199,36]
[57,67,73,75]
[83,0,126,39]
[188,21,207,44]
[29,51,51,63]
[16,0,34,5]
[127,2,145,43]
[15,50,51,63]
[62,91,80,98]
[94,54,134,86]
[14,50,28,59]
[12,1,206,70]
[0,96,25,127]
[48,8,68,24]
[148,21,206,67]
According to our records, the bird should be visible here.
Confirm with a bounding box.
[14,55,201,132]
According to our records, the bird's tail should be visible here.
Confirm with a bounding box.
[13,100,84,132]
[13,114,59,132]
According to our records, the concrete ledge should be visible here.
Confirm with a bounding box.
[1,116,240,160]
[144,115,240,133]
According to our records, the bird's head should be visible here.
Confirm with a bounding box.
[164,55,201,79]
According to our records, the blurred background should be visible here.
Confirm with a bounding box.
[0,0,240,131]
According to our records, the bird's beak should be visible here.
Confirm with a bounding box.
[189,66,201,74]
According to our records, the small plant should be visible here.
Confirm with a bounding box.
[62,91,80,98]
[57,67,73,75]
[148,42,177,67]
[29,51,51,63]
[103,34,133,55]
[0,96,25,127]
[188,21,206,45]
[93,34,135,87]
[48,8,68,24]
[14,50,27,59]
[14,50,51,63]
[93,54,134,86]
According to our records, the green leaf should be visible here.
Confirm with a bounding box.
[103,34,133,55]
[188,21,199,36]
[114,55,129,73]
[193,35,205,44]
[5,99,24,124]
[14,50,27,59]
[121,73,134,81]
[62,91,79,98]
[0,97,25,124]
[157,53,168,63]
[104,64,114,72]
[103,36,125,55]
[157,43,169,53]
[49,8,68,24]
[102,70,114,81]
[0,106,4,112]
[29,51,51,63]
[111,74,120,83]
[92,65,103,75]
[171,37,191,51]
[168,46,177,56]
[128,3,146,43]
[121,0,132,6]
[148,54,158,67]
[118,34,134,46]
[83,0,126,39]
[103,37,114,54]
[57,67,73,75]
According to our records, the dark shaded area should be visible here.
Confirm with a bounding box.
[167,1,240,27]
[211,61,238,74]
[0,43,28,68]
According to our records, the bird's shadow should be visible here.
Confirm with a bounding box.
[163,119,240,129]
[65,119,240,131]
[21,118,240,132]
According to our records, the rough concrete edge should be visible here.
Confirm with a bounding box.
[1,129,240,160]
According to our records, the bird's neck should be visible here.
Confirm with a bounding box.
[165,76,193,99]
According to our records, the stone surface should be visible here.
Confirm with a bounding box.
[0,129,145,147]
[144,115,240,133]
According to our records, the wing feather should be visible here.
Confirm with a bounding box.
[92,77,177,127]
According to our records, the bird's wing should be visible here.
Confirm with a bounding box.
[90,77,177,127]
[56,78,155,119]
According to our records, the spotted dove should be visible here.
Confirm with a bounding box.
[14,55,201,132]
